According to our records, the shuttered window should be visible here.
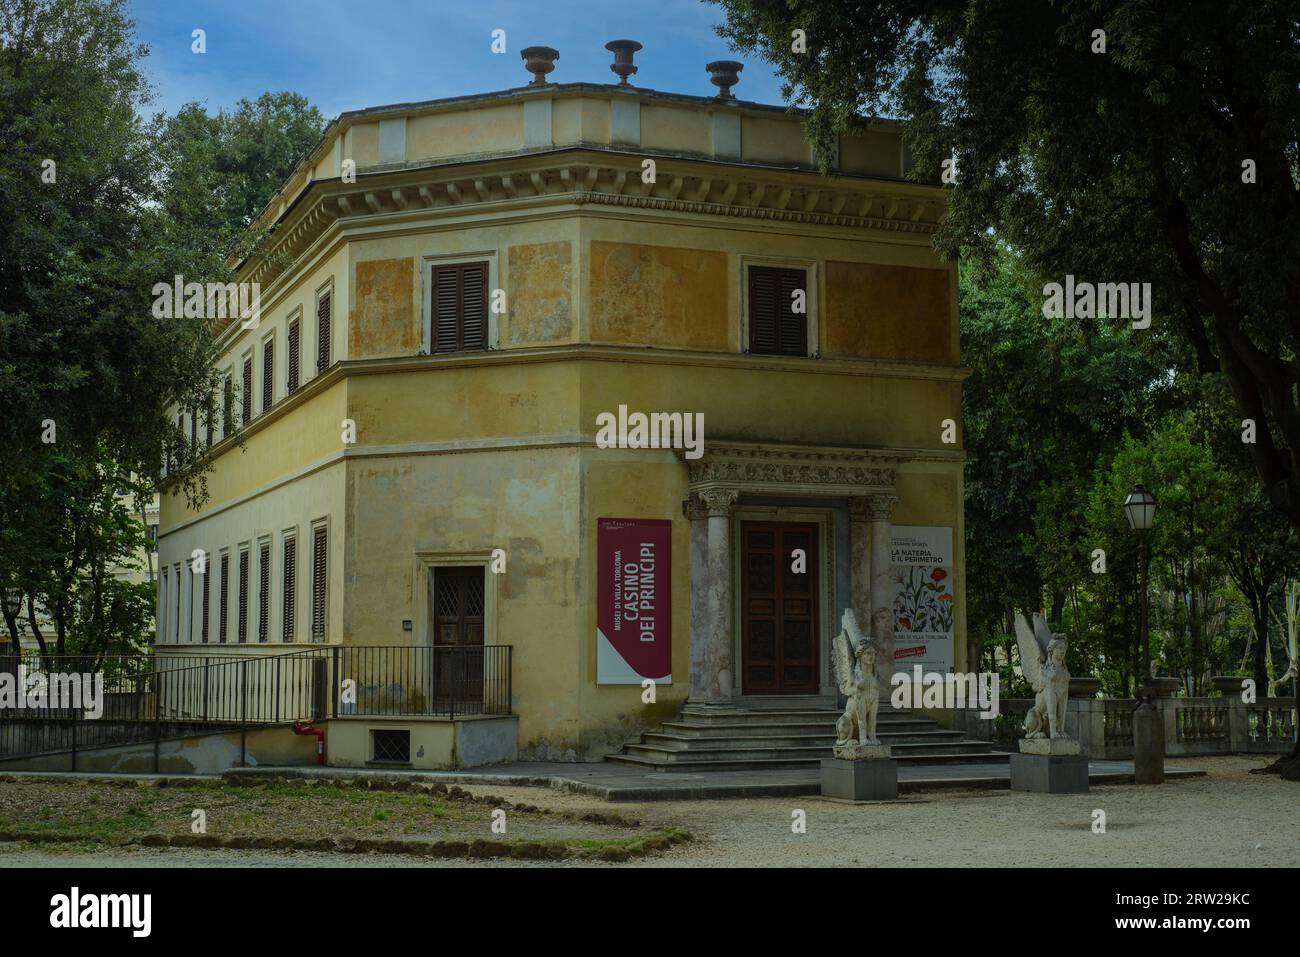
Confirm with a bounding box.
[287,318,301,394]
[189,409,197,450]
[311,525,327,642]
[282,536,297,642]
[316,292,332,371]
[432,262,488,354]
[205,396,214,449]
[218,553,229,643]
[159,569,168,643]
[200,554,210,643]
[261,338,274,413]
[237,548,249,643]
[747,265,808,357]
[173,564,181,642]
[241,357,253,425]
[222,375,233,439]
[257,542,271,643]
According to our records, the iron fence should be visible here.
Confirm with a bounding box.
[0,644,512,764]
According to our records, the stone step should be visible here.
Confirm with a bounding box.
[660,719,941,737]
[622,740,997,763]
[678,708,932,726]
[605,750,1011,772]
[643,730,969,749]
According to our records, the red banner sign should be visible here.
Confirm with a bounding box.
[596,518,672,684]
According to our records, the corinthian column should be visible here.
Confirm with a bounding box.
[683,496,710,703]
[699,488,739,705]
[847,498,873,639]
[868,494,899,685]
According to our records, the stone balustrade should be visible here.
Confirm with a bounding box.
[957,694,1295,759]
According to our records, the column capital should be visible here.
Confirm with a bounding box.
[865,493,898,522]
[682,495,708,522]
[698,488,739,517]
[847,496,872,521]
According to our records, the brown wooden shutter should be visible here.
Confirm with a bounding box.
[748,266,807,357]
[317,292,332,370]
[432,262,487,354]
[222,376,233,438]
[241,358,253,424]
[219,554,229,643]
[311,525,327,642]
[287,319,300,393]
[282,536,296,642]
[237,548,249,643]
[189,409,197,450]
[262,338,274,412]
[201,555,210,643]
[257,542,270,642]
[173,564,181,641]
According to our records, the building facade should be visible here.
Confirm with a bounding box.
[157,53,965,766]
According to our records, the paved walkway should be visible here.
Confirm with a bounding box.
[219,758,1206,801]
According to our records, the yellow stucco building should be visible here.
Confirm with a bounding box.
[156,48,965,769]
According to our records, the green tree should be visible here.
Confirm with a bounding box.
[1,0,324,652]
[711,0,1300,536]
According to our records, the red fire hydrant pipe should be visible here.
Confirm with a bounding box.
[293,720,326,766]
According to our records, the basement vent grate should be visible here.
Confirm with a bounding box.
[372,729,411,764]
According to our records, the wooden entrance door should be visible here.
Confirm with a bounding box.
[432,566,485,708]
[740,522,819,694]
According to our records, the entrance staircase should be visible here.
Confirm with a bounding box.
[607,696,1010,772]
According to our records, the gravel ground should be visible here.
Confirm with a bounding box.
[2,756,1295,867]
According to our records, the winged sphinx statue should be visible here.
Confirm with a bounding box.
[831,609,881,746]
[1015,612,1071,739]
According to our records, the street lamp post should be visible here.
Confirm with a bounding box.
[1123,483,1163,784]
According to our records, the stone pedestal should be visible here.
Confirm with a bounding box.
[1133,701,1165,784]
[1010,738,1088,793]
[821,745,897,801]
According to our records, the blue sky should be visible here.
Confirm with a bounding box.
[128,0,791,120]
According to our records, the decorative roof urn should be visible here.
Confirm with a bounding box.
[521,46,560,86]
[605,40,642,86]
[705,60,743,99]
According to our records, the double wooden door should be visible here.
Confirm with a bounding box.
[740,522,819,694]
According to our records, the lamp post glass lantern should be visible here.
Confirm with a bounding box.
[1124,483,1164,783]
[1123,483,1157,531]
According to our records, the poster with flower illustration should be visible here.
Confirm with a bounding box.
[890,526,954,675]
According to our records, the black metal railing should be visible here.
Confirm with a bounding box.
[0,644,512,764]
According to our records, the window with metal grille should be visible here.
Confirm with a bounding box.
[310,525,327,642]
[261,338,274,413]
[218,553,229,643]
[747,265,808,357]
[241,357,253,425]
[200,555,210,643]
[287,318,300,393]
[316,291,331,371]
[431,262,488,354]
[258,541,270,643]
[237,548,249,643]
[222,375,233,438]
[372,729,410,764]
[282,535,296,642]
